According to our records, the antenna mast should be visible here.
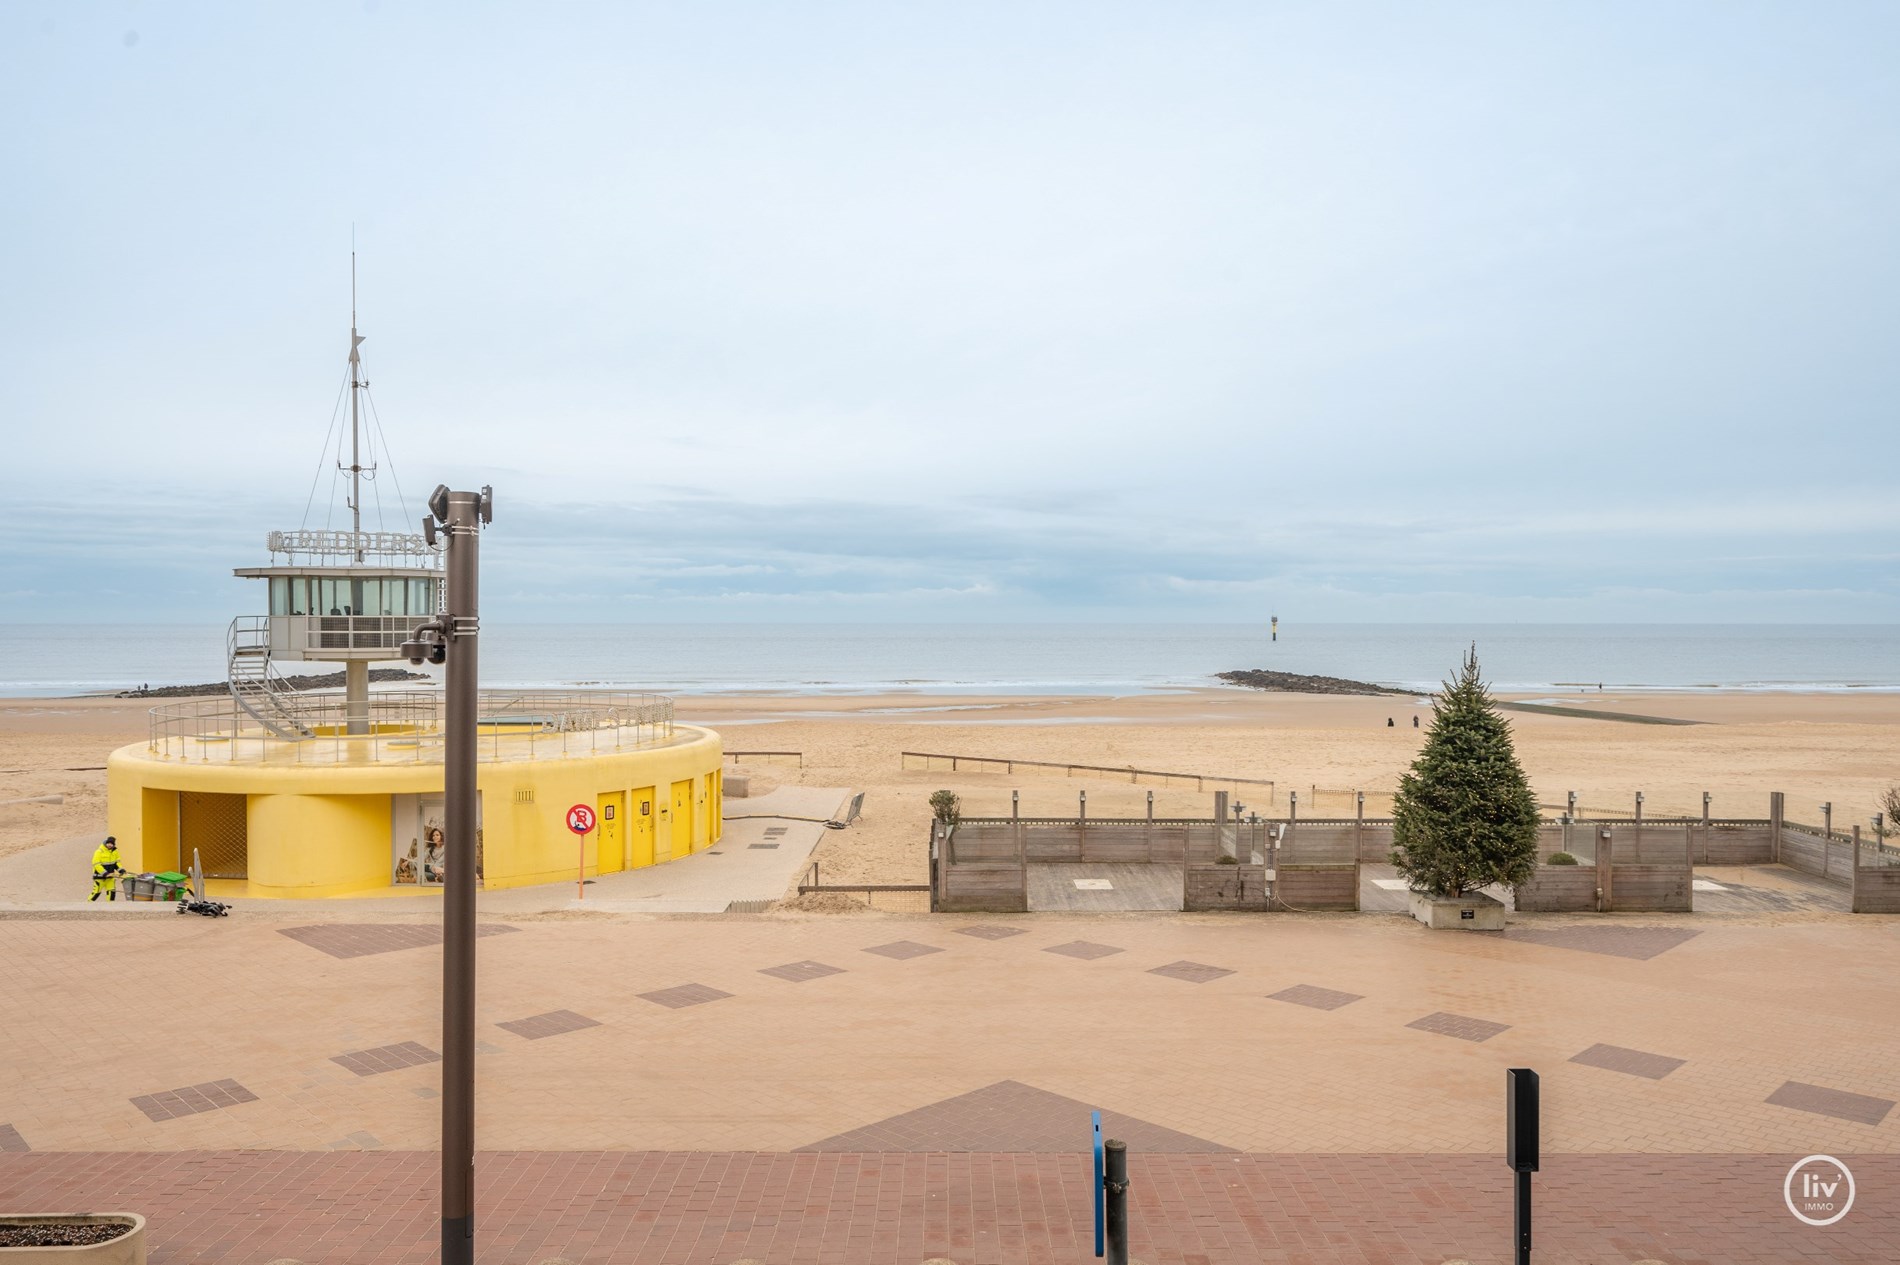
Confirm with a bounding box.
[346,252,370,561]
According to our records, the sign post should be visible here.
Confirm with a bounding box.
[567,803,596,899]
[1092,1111,1104,1258]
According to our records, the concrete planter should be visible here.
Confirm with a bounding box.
[1408,890,1506,930]
[0,1215,145,1265]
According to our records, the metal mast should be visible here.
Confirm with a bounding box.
[347,253,369,562]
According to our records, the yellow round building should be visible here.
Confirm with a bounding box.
[107,691,723,899]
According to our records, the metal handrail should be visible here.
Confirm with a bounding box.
[146,689,677,765]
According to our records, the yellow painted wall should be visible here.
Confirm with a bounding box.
[597,790,626,873]
[629,785,655,868]
[140,787,180,874]
[247,793,392,898]
[105,725,724,897]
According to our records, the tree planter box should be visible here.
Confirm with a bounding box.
[0,1215,145,1265]
[1409,890,1505,930]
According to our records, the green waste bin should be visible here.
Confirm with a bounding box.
[153,871,190,901]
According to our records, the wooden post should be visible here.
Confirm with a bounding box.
[1355,792,1365,864]
[1017,814,1028,912]
[1634,791,1644,825]
[1011,789,1019,821]
[1566,790,1577,822]
[1770,791,1784,863]
[1850,825,1862,914]
[1822,797,1834,874]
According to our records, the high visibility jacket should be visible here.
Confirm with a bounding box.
[92,845,122,878]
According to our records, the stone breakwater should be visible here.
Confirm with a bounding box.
[1215,669,1411,696]
[113,668,432,699]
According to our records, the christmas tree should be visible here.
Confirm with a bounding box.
[1390,646,1541,897]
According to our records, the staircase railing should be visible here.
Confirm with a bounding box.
[226,616,314,740]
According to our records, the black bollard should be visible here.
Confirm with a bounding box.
[1507,1068,1539,1264]
[1105,1138,1129,1265]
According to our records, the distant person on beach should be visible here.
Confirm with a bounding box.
[90,836,123,901]
[1386,717,1394,727]
[1412,715,1419,728]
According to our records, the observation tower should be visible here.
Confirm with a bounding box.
[228,278,440,737]
[104,271,725,898]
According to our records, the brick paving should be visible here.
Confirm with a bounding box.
[3,1150,1895,1263]
[1407,1011,1512,1042]
[496,1010,603,1039]
[277,922,518,959]
[798,1080,1233,1153]
[1766,1080,1896,1127]
[128,1079,258,1122]
[1569,1042,1686,1081]
[5,912,1895,1155]
[330,1042,442,1077]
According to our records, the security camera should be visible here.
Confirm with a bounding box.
[401,620,448,666]
[428,484,452,524]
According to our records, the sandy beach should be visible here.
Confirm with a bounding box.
[5,686,1897,891]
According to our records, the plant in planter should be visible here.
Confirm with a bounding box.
[1546,851,1580,866]
[928,790,961,827]
[1391,647,1540,928]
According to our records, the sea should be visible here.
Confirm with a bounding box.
[5,623,1898,699]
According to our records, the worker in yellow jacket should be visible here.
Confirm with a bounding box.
[90,836,123,902]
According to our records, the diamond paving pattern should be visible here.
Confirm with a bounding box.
[862,941,943,960]
[1502,925,1700,961]
[330,1042,442,1077]
[637,984,734,1009]
[798,1080,1235,1153]
[760,960,845,983]
[278,923,519,960]
[1268,984,1364,1011]
[1569,1043,1685,1080]
[1148,961,1234,984]
[1765,1081,1895,1126]
[953,925,1028,940]
[1042,940,1123,961]
[130,1079,258,1122]
[1406,1011,1510,1043]
[498,1009,603,1039]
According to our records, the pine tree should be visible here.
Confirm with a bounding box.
[1390,646,1541,898]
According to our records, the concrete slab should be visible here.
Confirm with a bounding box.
[1026,862,1179,911]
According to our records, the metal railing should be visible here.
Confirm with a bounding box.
[147,690,678,765]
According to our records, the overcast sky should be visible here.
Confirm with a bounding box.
[3,2,1896,623]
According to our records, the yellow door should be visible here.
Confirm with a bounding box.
[670,779,693,857]
[629,787,656,868]
[596,792,625,874]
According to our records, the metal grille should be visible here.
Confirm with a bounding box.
[180,791,248,878]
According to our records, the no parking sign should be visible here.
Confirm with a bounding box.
[566,803,596,835]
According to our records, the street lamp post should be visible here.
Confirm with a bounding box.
[403,484,493,1265]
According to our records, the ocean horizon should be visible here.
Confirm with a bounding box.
[7,622,1898,699]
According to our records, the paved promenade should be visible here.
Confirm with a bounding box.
[1,905,1895,1260]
